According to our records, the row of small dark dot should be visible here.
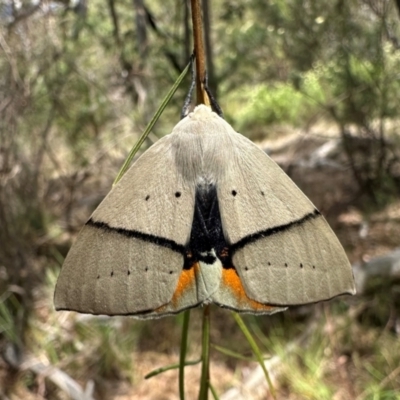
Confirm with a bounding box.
[145,190,266,201]
[96,267,174,279]
[145,192,181,201]
[244,263,316,270]
[96,262,317,279]
[233,190,265,197]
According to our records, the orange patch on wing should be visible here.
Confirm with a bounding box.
[153,264,199,314]
[170,263,199,305]
[222,268,276,311]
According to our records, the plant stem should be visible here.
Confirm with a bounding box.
[144,358,200,379]
[233,313,276,399]
[209,382,219,400]
[190,0,210,106]
[190,2,214,398]
[198,305,211,400]
[179,310,191,400]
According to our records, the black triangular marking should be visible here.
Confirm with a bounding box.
[184,184,227,268]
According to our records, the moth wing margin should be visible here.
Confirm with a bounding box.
[55,135,196,316]
[232,216,356,305]
[54,225,184,316]
[217,131,356,305]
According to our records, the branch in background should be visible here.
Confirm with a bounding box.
[107,0,121,47]
[7,1,42,30]
[2,351,95,400]
[395,0,400,20]
[107,0,183,103]
[133,0,148,62]
[106,0,145,104]
[142,3,184,73]
[361,0,400,49]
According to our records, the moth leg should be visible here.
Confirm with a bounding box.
[181,53,196,119]
[203,73,223,117]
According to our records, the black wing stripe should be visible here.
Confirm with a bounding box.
[231,209,321,253]
[86,218,186,255]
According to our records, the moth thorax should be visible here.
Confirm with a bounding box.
[196,176,217,194]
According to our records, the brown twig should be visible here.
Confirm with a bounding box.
[190,0,210,106]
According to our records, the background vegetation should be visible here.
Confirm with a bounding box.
[1,0,400,398]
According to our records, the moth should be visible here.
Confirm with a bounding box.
[54,105,356,318]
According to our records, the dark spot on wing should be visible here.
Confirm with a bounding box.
[145,195,150,201]
[175,191,181,198]
[231,190,237,196]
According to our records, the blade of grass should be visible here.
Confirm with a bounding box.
[113,60,191,185]
[209,382,219,400]
[212,344,257,361]
[144,358,201,379]
[179,310,191,400]
[246,316,273,352]
[232,313,276,400]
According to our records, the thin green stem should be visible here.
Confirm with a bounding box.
[209,382,219,400]
[198,305,211,400]
[144,358,200,379]
[212,344,256,361]
[232,313,276,399]
[179,310,191,400]
[113,60,191,185]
